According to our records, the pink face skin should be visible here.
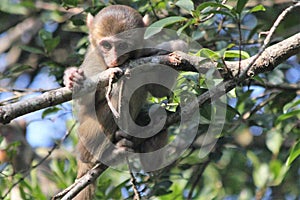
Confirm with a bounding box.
[98,37,130,68]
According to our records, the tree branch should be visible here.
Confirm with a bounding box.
[52,163,108,200]
[0,32,300,124]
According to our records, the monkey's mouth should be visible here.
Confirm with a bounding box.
[108,55,129,67]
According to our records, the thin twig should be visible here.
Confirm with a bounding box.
[149,1,159,21]
[237,13,243,77]
[187,160,210,200]
[126,157,141,200]
[241,93,277,120]
[199,0,228,23]
[239,2,300,79]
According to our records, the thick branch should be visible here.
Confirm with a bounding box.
[0,32,300,124]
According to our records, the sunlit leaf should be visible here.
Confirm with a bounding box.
[19,45,45,55]
[196,2,232,12]
[250,5,266,13]
[266,130,282,155]
[276,110,300,125]
[0,0,28,14]
[197,48,220,60]
[286,140,300,166]
[269,159,288,186]
[145,16,187,38]
[253,164,269,188]
[175,0,194,13]
[224,50,250,59]
[42,107,61,119]
[283,99,300,113]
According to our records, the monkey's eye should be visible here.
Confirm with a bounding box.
[118,42,128,51]
[100,40,112,50]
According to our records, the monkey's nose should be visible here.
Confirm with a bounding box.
[109,60,119,67]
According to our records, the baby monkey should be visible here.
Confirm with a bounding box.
[64,5,187,200]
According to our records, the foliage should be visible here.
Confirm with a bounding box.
[0,0,299,199]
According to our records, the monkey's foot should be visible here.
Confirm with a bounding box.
[113,130,135,154]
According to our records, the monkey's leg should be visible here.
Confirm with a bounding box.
[139,130,168,172]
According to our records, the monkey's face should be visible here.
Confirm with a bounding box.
[97,36,135,68]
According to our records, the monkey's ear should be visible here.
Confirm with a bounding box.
[87,13,94,28]
[142,14,150,27]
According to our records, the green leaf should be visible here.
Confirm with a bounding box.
[19,1,35,9]
[71,18,85,26]
[202,9,236,19]
[62,0,78,7]
[144,16,187,38]
[269,159,288,186]
[283,99,300,113]
[197,48,220,60]
[106,179,127,199]
[19,45,45,55]
[196,2,232,12]
[177,19,193,35]
[9,64,33,74]
[252,75,265,84]
[250,4,266,13]
[224,50,250,59]
[44,36,61,53]
[153,180,173,196]
[0,0,28,15]
[39,29,52,40]
[42,107,61,119]
[266,130,283,155]
[276,110,300,125]
[286,140,300,166]
[236,0,248,14]
[175,0,194,13]
[270,92,296,113]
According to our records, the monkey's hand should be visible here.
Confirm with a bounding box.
[63,67,85,89]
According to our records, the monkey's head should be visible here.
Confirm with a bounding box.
[88,5,145,68]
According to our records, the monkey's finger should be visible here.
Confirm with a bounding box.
[116,138,135,149]
[72,73,85,83]
[64,66,78,74]
[113,147,134,155]
[115,130,133,141]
